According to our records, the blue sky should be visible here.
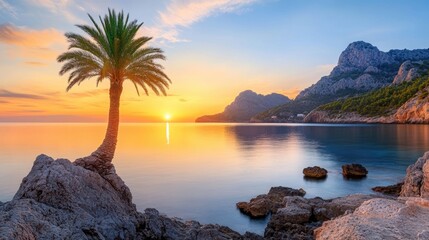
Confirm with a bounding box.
[1,0,429,121]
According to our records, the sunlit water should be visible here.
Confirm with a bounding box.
[1,123,428,235]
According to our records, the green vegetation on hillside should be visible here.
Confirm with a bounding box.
[319,74,429,116]
[254,88,367,121]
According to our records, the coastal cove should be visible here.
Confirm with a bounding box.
[1,123,428,235]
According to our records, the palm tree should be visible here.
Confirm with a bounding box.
[58,9,171,176]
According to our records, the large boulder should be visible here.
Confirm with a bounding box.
[236,186,306,218]
[342,164,368,178]
[303,166,327,179]
[400,151,429,197]
[0,154,261,240]
[314,198,429,239]
[264,194,375,239]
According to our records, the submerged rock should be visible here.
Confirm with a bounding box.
[314,198,429,239]
[372,182,403,196]
[342,164,368,178]
[303,166,327,179]
[236,186,306,218]
[0,154,261,240]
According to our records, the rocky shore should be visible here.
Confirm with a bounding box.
[1,151,429,239]
[0,155,261,240]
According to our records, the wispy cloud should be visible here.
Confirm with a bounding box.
[0,23,66,62]
[0,0,16,17]
[28,0,84,24]
[0,89,48,100]
[146,0,260,43]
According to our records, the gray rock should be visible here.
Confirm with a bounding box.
[275,196,312,224]
[393,60,423,84]
[297,42,429,100]
[401,151,429,197]
[338,41,395,68]
[196,90,290,122]
[236,186,306,218]
[0,154,262,240]
[314,198,429,240]
[263,194,375,240]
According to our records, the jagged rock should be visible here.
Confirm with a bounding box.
[0,154,262,240]
[236,198,271,218]
[337,41,395,69]
[400,151,429,197]
[372,182,403,196]
[196,90,290,122]
[296,41,400,100]
[392,60,423,84]
[314,198,429,240]
[303,166,327,179]
[263,194,375,240]
[236,186,306,218]
[341,164,368,178]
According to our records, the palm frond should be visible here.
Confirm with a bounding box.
[58,8,171,94]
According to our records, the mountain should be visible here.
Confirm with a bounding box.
[253,41,429,122]
[195,90,290,122]
[304,61,429,123]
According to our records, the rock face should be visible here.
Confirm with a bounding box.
[236,186,306,218]
[394,87,429,123]
[393,60,423,84]
[196,90,290,122]
[314,198,429,240]
[303,166,327,179]
[0,155,261,239]
[342,164,368,178]
[400,151,429,198]
[298,42,429,100]
[297,41,402,100]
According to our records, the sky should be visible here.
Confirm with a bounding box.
[1,0,429,122]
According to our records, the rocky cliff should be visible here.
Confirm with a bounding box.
[0,155,261,239]
[196,90,290,122]
[297,41,429,99]
[254,41,429,122]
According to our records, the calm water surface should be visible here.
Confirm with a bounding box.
[0,123,428,234]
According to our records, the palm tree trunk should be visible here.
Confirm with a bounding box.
[75,81,123,176]
[92,82,122,162]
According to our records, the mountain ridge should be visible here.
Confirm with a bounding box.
[253,41,429,122]
[195,90,290,122]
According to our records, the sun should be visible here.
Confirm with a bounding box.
[164,113,171,121]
